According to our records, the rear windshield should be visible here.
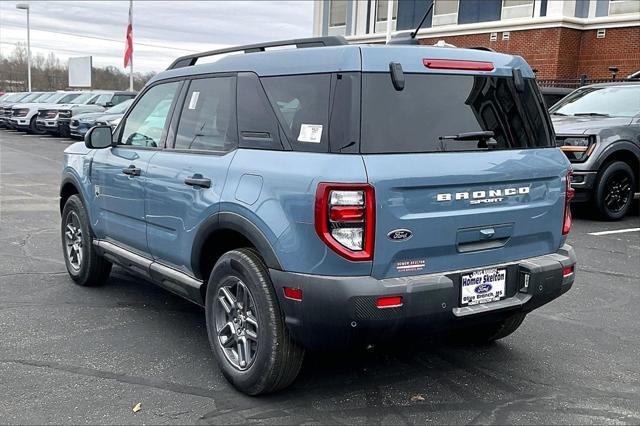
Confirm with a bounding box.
[361,74,552,154]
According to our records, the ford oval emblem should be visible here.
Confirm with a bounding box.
[475,283,493,294]
[387,229,413,241]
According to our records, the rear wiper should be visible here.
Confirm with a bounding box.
[573,112,610,117]
[439,131,495,141]
[439,131,497,151]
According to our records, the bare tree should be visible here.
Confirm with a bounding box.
[1,45,155,92]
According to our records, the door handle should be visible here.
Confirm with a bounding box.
[122,165,141,176]
[184,174,211,188]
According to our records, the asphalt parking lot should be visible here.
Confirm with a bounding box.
[1,130,639,425]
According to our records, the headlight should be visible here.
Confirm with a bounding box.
[556,136,595,162]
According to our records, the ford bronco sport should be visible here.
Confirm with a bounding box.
[59,36,576,395]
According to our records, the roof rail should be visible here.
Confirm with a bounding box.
[167,36,348,70]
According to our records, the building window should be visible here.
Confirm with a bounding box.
[609,0,640,15]
[329,0,347,27]
[432,0,459,26]
[376,0,397,22]
[502,0,534,19]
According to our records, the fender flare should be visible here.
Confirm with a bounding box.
[595,140,640,170]
[191,211,283,279]
[59,172,87,214]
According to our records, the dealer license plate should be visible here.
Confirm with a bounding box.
[461,268,506,306]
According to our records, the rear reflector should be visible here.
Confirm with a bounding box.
[562,266,574,277]
[423,58,494,71]
[329,206,365,222]
[376,296,403,308]
[283,287,303,301]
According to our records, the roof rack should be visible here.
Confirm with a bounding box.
[167,36,348,70]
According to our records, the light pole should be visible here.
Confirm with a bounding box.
[16,3,31,92]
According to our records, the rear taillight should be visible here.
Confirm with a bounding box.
[315,183,375,261]
[562,171,575,235]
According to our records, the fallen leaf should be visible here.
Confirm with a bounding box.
[132,402,142,413]
[411,394,425,402]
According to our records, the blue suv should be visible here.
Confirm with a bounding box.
[60,36,577,395]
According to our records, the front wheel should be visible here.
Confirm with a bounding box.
[594,161,636,221]
[61,195,112,286]
[205,249,304,395]
[28,115,45,135]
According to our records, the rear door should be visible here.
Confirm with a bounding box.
[145,75,238,275]
[360,72,570,280]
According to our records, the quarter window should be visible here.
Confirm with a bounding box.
[120,81,180,147]
[174,77,237,152]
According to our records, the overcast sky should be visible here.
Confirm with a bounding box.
[0,1,314,73]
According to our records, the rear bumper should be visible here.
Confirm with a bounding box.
[270,244,576,350]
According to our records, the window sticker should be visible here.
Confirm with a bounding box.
[297,124,323,143]
[188,91,200,110]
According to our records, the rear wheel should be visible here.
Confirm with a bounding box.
[594,161,635,221]
[450,312,526,344]
[61,195,112,286]
[205,248,304,395]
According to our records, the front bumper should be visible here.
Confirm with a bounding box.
[270,245,576,349]
[10,117,30,130]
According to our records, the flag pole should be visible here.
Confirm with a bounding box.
[129,0,134,91]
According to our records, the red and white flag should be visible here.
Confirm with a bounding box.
[124,1,133,68]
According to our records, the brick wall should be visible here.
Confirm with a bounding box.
[418,25,640,79]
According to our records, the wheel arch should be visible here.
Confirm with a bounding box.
[192,212,283,299]
[59,174,85,214]
[596,142,639,182]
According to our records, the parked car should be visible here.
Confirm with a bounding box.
[539,86,574,108]
[36,92,96,136]
[57,91,136,137]
[69,98,134,139]
[551,82,640,220]
[12,92,82,134]
[60,36,576,395]
[0,92,31,128]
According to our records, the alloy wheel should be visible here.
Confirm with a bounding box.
[64,211,83,271]
[604,171,632,214]
[214,279,259,370]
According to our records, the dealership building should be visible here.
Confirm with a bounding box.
[313,0,640,80]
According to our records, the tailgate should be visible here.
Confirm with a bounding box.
[364,149,568,279]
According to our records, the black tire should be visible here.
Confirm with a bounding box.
[450,312,527,344]
[205,248,304,395]
[594,161,636,221]
[61,195,112,286]
[28,115,45,135]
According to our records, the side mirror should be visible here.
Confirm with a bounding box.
[85,125,113,149]
[105,101,114,108]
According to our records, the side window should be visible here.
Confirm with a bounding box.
[112,94,134,105]
[174,76,237,152]
[120,81,180,147]
[237,72,283,151]
[261,74,331,152]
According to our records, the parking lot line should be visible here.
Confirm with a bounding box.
[589,228,640,236]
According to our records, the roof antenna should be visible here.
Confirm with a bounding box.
[410,1,435,39]
[387,1,434,45]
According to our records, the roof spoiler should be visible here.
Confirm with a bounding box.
[167,36,348,70]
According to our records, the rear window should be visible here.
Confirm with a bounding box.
[361,73,552,154]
